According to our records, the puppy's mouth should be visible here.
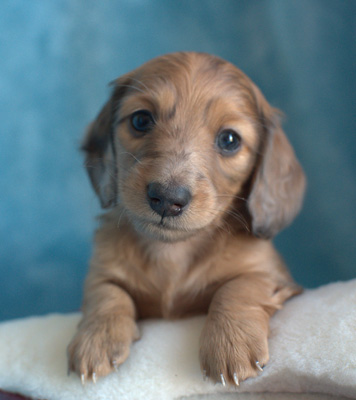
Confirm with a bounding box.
[131,213,198,242]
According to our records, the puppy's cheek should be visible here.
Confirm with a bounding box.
[187,191,219,228]
[119,169,150,216]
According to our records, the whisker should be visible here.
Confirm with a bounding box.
[215,194,247,202]
[118,151,142,164]
[84,158,132,176]
[115,84,146,94]
[129,77,151,93]
[215,220,232,236]
[117,208,126,228]
[221,207,250,231]
[203,206,250,233]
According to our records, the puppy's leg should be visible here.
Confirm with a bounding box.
[199,273,298,386]
[67,280,139,382]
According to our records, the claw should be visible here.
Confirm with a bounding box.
[92,372,97,384]
[233,372,239,386]
[81,374,85,386]
[256,361,264,372]
[203,369,207,381]
[220,373,226,387]
[112,360,119,372]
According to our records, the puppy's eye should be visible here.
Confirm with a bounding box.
[130,110,155,134]
[217,129,242,155]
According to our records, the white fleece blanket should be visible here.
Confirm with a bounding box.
[0,280,355,400]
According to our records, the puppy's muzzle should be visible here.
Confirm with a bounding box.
[147,182,192,218]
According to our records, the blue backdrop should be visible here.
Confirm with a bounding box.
[1,0,355,321]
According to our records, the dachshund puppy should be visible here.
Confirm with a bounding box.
[67,52,305,386]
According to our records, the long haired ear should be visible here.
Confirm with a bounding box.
[81,80,128,208]
[247,87,306,239]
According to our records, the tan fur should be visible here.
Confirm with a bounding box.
[68,52,306,385]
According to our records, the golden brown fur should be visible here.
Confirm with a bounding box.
[67,52,306,386]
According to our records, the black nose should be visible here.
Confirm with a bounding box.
[147,182,192,217]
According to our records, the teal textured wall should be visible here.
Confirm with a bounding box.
[1,0,355,320]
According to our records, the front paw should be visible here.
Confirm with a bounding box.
[67,315,139,383]
[199,316,268,386]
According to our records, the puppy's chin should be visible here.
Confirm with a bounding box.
[131,217,198,243]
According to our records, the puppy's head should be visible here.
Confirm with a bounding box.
[83,52,305,241]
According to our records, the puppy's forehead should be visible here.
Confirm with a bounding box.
[119,53,257,120]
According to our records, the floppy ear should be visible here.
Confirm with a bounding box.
[247,88,306,239]
[81,82,127,208]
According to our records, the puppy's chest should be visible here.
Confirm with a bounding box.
[126,246,214,318]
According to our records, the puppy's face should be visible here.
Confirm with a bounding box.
[84,53,305,242]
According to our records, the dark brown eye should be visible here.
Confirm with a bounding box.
[217,129,242,155]
[130,110,154,133]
